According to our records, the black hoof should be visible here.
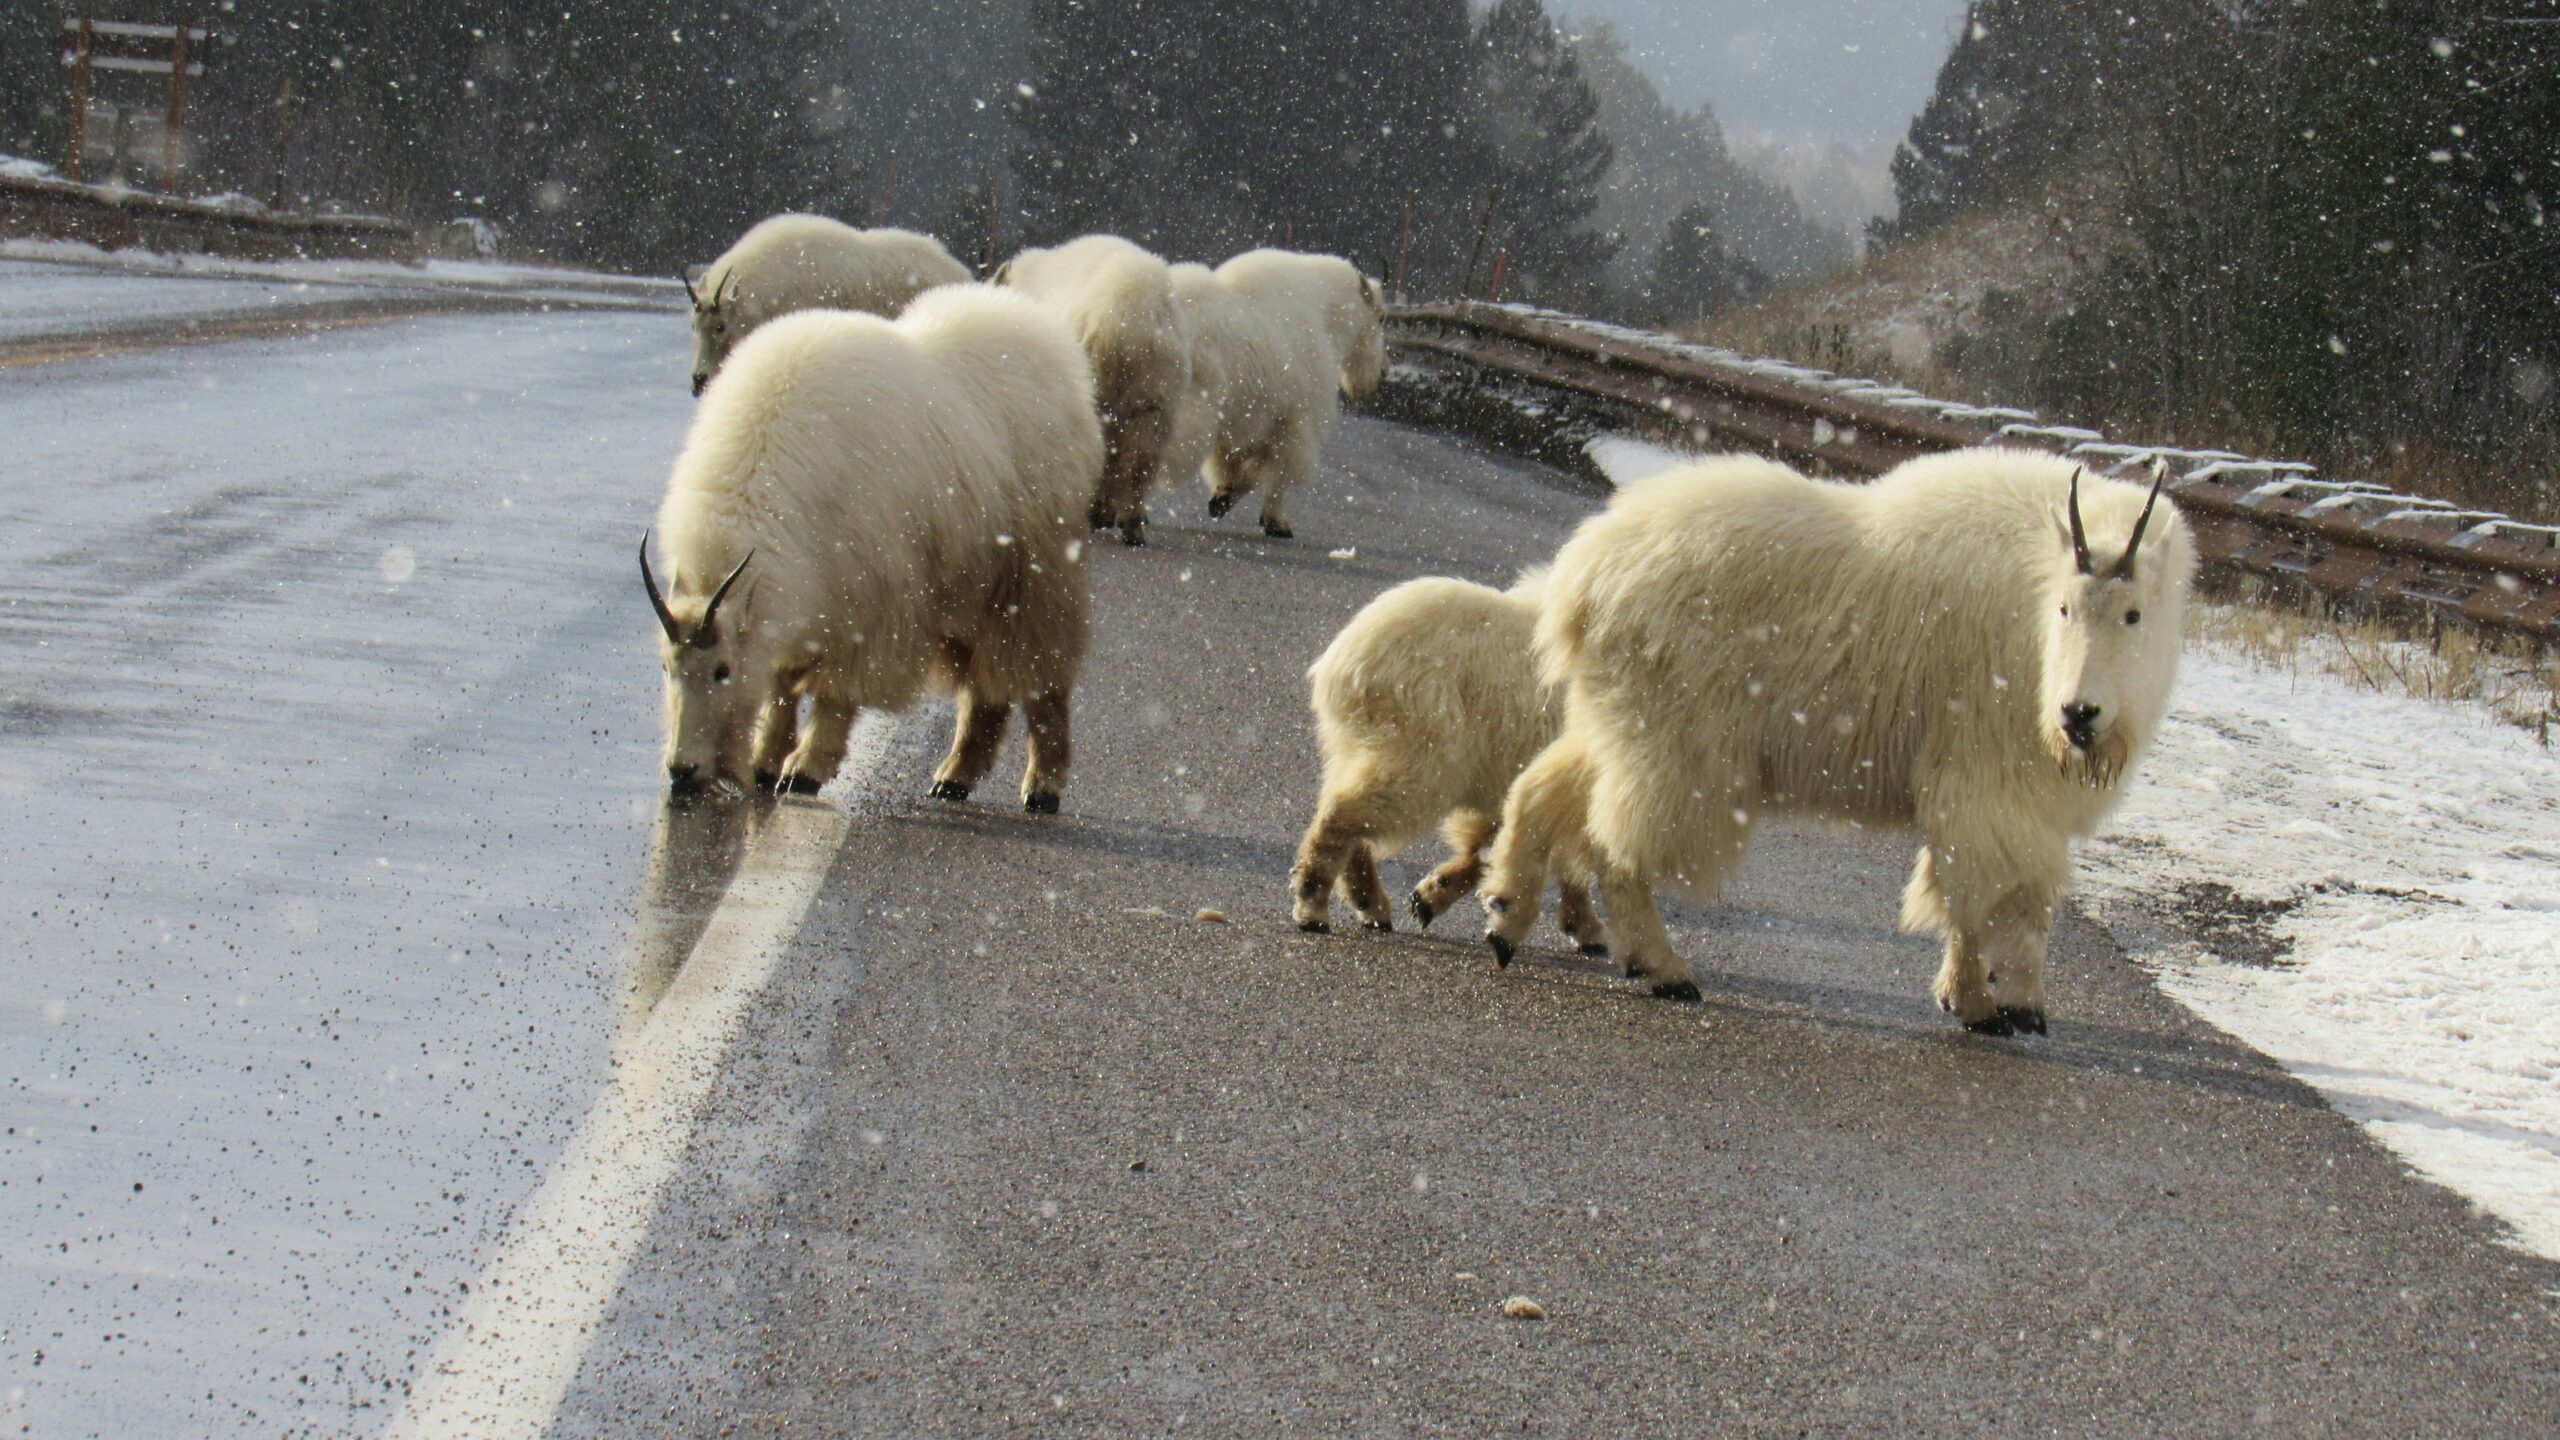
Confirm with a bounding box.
[929,780,970,802]
[1578,942,1610,959]
[781,773,822,796]
[1408,893,1437,928]
[1118,525,1146,547]
[1087,500,1114,530]
[754,768,780,791]
[1996,1006,2047,1035]
[1486,934,1515,969]
[1298,918,1331,934]
[1650,979,1703,1003]
[1963,1012,2017,1036]
[1360,917,1391,932]
[1206,493,1236,519]
[1261,523,1293,540]
[1023,790,1061,815]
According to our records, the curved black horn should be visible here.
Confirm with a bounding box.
[639,531,680,643]
[701,550,754,627]
[680,270,699,307]
[2067,467,2095,576]
[2107,459,2172,579]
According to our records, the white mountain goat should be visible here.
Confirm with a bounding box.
[642,285,1104,811]
[1289,570,1608,952]
[684,214,970,394]
[1167,250,1386,539]
[1479,449,2193,1035]
[993,234,1193,547]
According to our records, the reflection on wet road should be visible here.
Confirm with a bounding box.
[0,305,700,1436]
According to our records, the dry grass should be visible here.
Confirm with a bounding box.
[2191,587,2560,744]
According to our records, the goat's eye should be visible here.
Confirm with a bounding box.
[2059,604,2070,617]
[2125,610,2143,626]
[713,664,732,682]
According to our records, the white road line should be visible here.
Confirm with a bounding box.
[383,716,896,1440]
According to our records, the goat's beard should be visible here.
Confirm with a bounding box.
[2047,725,2133,789]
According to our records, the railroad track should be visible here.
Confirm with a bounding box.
[1378,301,2560,643]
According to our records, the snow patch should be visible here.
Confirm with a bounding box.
[2081,649,2560,1260]
[1585,433,1697,486]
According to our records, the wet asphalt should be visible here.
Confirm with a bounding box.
[2,281,2555,1437]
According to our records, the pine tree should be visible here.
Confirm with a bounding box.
[1469,0,1618,305]
[1644,201,1767,327]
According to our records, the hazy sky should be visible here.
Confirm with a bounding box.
[1557,0,1973,150]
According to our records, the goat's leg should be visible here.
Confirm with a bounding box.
[930,686,1012,802]
[1554,878,1609,957]
[1481,740,1591,967]
[1290,785,1393,933]
[1410,811,1493,928]
[777,695,857,795]
[1598,866,1697,1002]
[1019,689,1071,814]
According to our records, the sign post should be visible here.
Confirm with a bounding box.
[58,20,210,193]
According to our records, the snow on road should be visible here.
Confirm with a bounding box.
[2080,651,2560,1261]
[1585,435,2560,1263]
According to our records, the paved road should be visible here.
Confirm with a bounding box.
[2,291,2555,1437]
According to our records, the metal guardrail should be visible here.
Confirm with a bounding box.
[0,171,416,263]
[1380,301,2560,643]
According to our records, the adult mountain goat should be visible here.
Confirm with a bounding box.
[685,214,970,394]
[1169,250,1385,539]
[1479,449,2193,1035]
[1288,571,1607,953]
[994,234,1192,546]
[642,285,1104,811]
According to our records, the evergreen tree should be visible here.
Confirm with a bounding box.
[1469,0,1618,305]
[1644,200,1767,327]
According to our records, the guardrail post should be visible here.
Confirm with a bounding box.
[1488,248,1507,302]
[65,19,94,181]
[1395,191,1413,303]
[161,23,191,196]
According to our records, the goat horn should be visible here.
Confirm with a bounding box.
[639,531,680,643]
[680,270,699,307]
[701,550,754,628]
[2108,459,2172,579]
[2067,466,2095,576]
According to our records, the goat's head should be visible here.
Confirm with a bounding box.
[640,532,758,793]
[1340,270,1387,402]
[2039,461,2192,786]
[686,269,738,396]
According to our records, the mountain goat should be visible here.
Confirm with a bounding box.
[642,285,1104,811]
[685,214,970,394]
[1168,250,1385,539]
[1479,449,2193,1035]
[1289,571,1606,953]
[993,234,1192,547]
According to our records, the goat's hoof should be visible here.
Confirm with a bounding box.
[1022,790,1061,815]
[1577,941,1610,959]
[1408,892,1437,928]
[754,768,780,792]
[1261,522,1293,540]
[1485,896,1511,916]
[1298,918,1331,934]
[1087,501,1114,530]
[1650,979,1703,1003]
[1119,524,1146,547]
[1995,1006,2047,1035]
[1962,1011,2016,1036]
[1486,934,1515,969]
[780,773,822,796]
[929,780,970,802]
[1360,916,1392,932]
[1206,493,1236,519]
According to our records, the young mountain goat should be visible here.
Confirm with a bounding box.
[994,234,1193,547]
[685,214,970,395]
[644,285,1103,810]
[1479,449,2194,1035]
[1289,571,1607,953]
[1168,250,1385,539]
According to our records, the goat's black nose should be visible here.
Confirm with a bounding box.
[2061,703,2102,747]
[667,762,704,792]
[690,375,708,397]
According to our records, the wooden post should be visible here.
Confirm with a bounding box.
[65,19,95,181]
[1488,247,1508,303]
[161,23,191,196]
[1460,185,1500,299]
[979,166,1004,277]
[872,156,898,226]
[1394,191,1414,303]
